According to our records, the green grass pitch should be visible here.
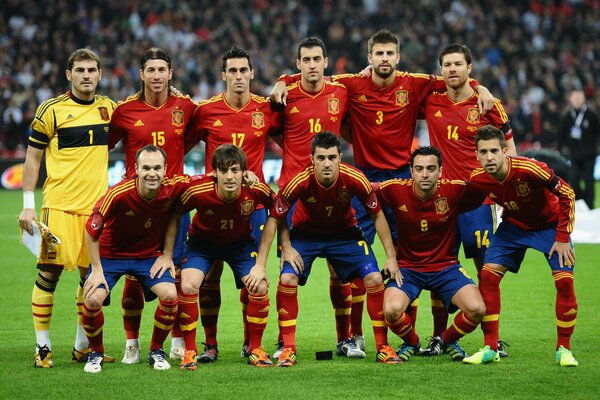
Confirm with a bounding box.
[0,189,598,399]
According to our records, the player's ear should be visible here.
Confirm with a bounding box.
[296,59,301,71]
[221,71,226,81]
[324,57,329,69]
[310,154,315,165]
[65,69,72,82]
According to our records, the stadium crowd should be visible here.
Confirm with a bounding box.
[0,0,598,157]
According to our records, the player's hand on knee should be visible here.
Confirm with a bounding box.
[281,245,303,274]
[150,255,175,279]
[246,265,268,293]
[84,269,108,298]
[549,241,575,268]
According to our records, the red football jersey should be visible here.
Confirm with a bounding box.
[108,94,198,177]
[376,178,485,272]
[424,92,513,180]
[176,175,275,245]
[189,93,281,181]
[271,162,380,234]
[86,175,191,258]
[469,157,575,242]
[277,80,348,189]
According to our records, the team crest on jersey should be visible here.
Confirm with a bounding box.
[434,197,449,214]
[466,107,480,124]
[172,110,184,127]
[328,98,340,115]
[240,200,255,215]
[514,181,531,197]
[395,90,409,107]
[98,107,110,121]
[337,188,351,204]
[251,112,265,129]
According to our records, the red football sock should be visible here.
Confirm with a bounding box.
[442,311,478,344]
[247,293,269,351]
[479,265,504,350]
[350,278,365,336]
[277,282,298,352]
[82,303,104,353]
[122,275,144,340]
[430,291,449,337]
[178,292,198,353]
[365,283,388,349]
[553,271,577,349]
[199,280,221,347]
[406,297,419,332]
[240,287,249,347]
[386,312,419,346]
[150,298,178,351]
[171,278,184,339]
[330,278,351,342]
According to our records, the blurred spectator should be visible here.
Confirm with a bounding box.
[558,90,599,209]
[0,0,598,160]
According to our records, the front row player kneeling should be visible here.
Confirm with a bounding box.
[81,145,189,373]
[377,146,487,362]
[253,132,402,366]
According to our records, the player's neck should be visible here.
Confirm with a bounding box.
[447,84,474,102]
[413,183,437,200]
[71,89,95,102]
[137,184,160,201]
[491,157,510,181]
[225,91,250,110]
[144,90,169,107]
[217,185,241,202]
[301,78,324,93]
[371,73,395,88]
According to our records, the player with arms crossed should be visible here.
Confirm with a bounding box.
[18,49,116,368]
[108,47,198,364]
[463,125,578,367]
[81,145,190,373]
[417,43,517,357]
[376,146,486,362]
[253,132,402,367]
[176,145,276,370]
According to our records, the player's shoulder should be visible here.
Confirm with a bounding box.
[35,92,71,116]
[163,174,192,186]
[511,156,548,171]
[469,168,487,180]
[181,175,214,198]
[106,178,137,199]
[396,70,431,80]
[379,178,412,190]
[324,80,347,90]
[251,93,270,104]
[115,93,141,108]
[197,93,224,108]
[287,82,301,92]
[440,178,467,186]
[282,166,313,195]
[339,163,370,185]
[333,73,364,82]
[248,181,272,196]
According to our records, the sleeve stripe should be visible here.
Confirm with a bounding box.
[35,95,68,119]
[252,182,271,196]
[493,99,509,123]
[98,181,136,215]
[181,182,214,203]
[282,168,312,197]
[340,165,372,192]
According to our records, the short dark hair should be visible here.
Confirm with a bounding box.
[475,125,506,148]
[297,36,327,60]
[438,43,472,66]
[212,144,248,172]
[67,48,101,71]
[135,144,167,165]
[410,146,443,168]
[140,47,172,69]
[367,29,400,54]
[311,131,340,154]
[222,46,253,72]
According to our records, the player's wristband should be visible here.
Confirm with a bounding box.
[23,191,35,209]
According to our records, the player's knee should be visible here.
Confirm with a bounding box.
[463,301,486,322]
[85,293,104,309]
[158,286,178,302]
[363,271,382,287]
[254,281,268,296]
[181,280,199,296]
[279,273,298,286]
[383,299,403,322]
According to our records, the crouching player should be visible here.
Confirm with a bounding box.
[252,132,402,367]
[176,144,276,370]
[378,146,487,362]
[81,145,190,373]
